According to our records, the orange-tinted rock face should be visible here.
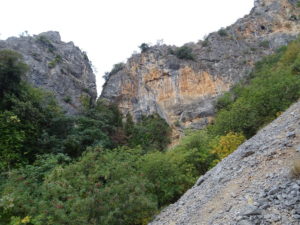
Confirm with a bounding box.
[179,68,228,98]
[101,0,300,136]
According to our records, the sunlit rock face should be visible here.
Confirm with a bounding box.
[102,0,300,134]
[0,31,97,114]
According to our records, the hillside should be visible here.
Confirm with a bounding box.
[101,0,300,138]
[0,31,97,114]
[2,0,300,224]
[149,99,300,225]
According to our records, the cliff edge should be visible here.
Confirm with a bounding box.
[101,0,300,138]
[0,31,97,114]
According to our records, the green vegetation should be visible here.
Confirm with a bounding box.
[139,43,150,53]
[218,28,228,37]
[36,35,55,53]
[212,40,300,138]
[63,95,72,103]
[174,46,195,60]
[48,55,62,68]
[127,114,171,151]
[2,37,300,224]
[103,63,125,81]
[259,40,270,48]
[202,39,209,47]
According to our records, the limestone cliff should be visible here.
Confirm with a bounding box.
[101,0,300,137]
[0,31,97,114]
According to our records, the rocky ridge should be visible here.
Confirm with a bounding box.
[148,99,300,225]
[0,31,97,114]
[101,0,300,138]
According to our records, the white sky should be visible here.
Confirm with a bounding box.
[0,0,254,94]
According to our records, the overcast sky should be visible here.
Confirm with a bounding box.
[0,0,254,94]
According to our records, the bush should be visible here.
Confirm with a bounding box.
[139,43,150,53]
[48,55,62,68]
[210,132,246,161]
[139,150,195,207]
[36,36,55,53]
[218,28,228,36]
[128,114,171,151]
[174,46,195,60]
[0,50,28,98]
[0,111,25,171]
[63,96,72,103]
[172,130,216,175]
[202,39,209,47]
[110,63,125,75]
[103,63,125,81]
[259,40,270,48]
[211,38,300,138]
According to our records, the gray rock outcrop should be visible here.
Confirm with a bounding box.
[0,31,97,114]
[149,100,300,225]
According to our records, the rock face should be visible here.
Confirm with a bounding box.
[148,99,300,225]
[0,31,97,114]
[101,0,300,134]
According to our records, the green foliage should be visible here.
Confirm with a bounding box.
[210,132,246,162]
[218,28,228,36]
[0,50,28,98]
[259,40,270,48]
[63,95,72,103]
[139,150,195,208]
[48,55,62,68]
[173,130,216,175]
[0,147,195,225]
[211,38,300,138]
[0,111,25,171]
[3,37,300,225]
[202,39,209,47]
[103,63,125,81]
[215,92,235,111]
[36,36,55,53]
[110,63,125,75]
[128,114,171,151]
[174,46,195,60]
[139,43,150,53]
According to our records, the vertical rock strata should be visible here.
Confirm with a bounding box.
[0,31,97,114]
[101,0,300,133]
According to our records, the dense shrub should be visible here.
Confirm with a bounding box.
[2,37,300,225]
[218,28,228,36]
[139,43,150,53]
[0,50,28,98]
[103,63,125,81]
[174,46,195,60]
[0,147,194,225]
[0,111,25,171]
[212,39,300,138]
[210,132,246,162]
[128,114,171,151]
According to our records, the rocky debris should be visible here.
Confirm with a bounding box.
[237,179,300,224]
[101,0,300,134]
[0,31,97,114]
[148,100,300,224]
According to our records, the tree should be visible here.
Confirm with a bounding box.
[139,43,150,53]
[0,111,25,171]
[0,50,28,99]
